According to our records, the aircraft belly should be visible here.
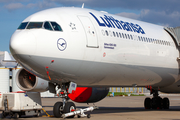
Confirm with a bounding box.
[75,59,178,87]
[17,54,178,88]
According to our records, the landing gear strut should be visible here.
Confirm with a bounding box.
[53,83,76,118]
[144,89,169,110]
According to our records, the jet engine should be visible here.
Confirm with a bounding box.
[68,87,109,103]
[15,68,49,92]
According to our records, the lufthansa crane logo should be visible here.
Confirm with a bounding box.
[57,38,67,51]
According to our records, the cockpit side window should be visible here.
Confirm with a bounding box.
[50,22,62,31]
[17,22,28,29]
[27,22,43,29]
[44,22,53,30]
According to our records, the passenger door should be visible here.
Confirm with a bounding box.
[78,16,99,48]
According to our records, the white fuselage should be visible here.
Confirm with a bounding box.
[10,7,180,93]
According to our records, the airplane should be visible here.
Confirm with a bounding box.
[9,6,180,118]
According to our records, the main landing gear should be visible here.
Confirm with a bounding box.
[53,83,76,118]
[144,89,170,110]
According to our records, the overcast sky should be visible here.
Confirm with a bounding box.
[0,0,180,52]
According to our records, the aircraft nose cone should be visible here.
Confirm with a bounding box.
[10,31,36,59]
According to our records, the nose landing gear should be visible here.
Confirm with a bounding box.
[144,89,169,110]
[53,83,77,118]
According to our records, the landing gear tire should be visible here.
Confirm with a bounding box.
[63,102,76,118]
[53,102,63,118]
[87,114,91,118]
[144,97,152,109]
[18,113,22,118]
[152,97,162,109]
[144,97,170,110]
[157,97,162,109]
[151,98,156,109]
[163,97,169,109]
[1,111,6,119]
[14,113,19,119]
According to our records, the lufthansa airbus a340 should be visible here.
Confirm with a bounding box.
[9,7,180,117]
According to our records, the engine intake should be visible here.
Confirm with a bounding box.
[16,68,49,92]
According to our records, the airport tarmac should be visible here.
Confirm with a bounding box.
[1,95,180,120]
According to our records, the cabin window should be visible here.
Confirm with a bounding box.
[119,33,122,38]
[138,36,140,41]
[130,35,133,40]
[122,33,124,38]
[116,32,119,37]
[113,31,116,37]
[109,31,112,37]
[150,38,152,42]
[142,37,144,42]
[143,37,146,42]
[17,22,28,29]
[127,34,130,39]
[105,30,109,36]
[124,34,127,39]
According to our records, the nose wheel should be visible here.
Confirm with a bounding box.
[53,101,76,118]
[53,83,77,118]
[63,102,76,118]
[53,102,63,118]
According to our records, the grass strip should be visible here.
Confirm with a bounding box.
[108,92,145,96]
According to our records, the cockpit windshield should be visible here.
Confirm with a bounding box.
[44,21,62,31]
[17,21,63,31]
[17,22,28,29]
[44,22,53,30]
[51,22,62,31]
[27,22,43,29]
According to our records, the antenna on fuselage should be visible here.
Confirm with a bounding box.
[82,3,84,8]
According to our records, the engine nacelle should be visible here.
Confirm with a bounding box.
[68,87,109,103]
[16,68,49,92]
